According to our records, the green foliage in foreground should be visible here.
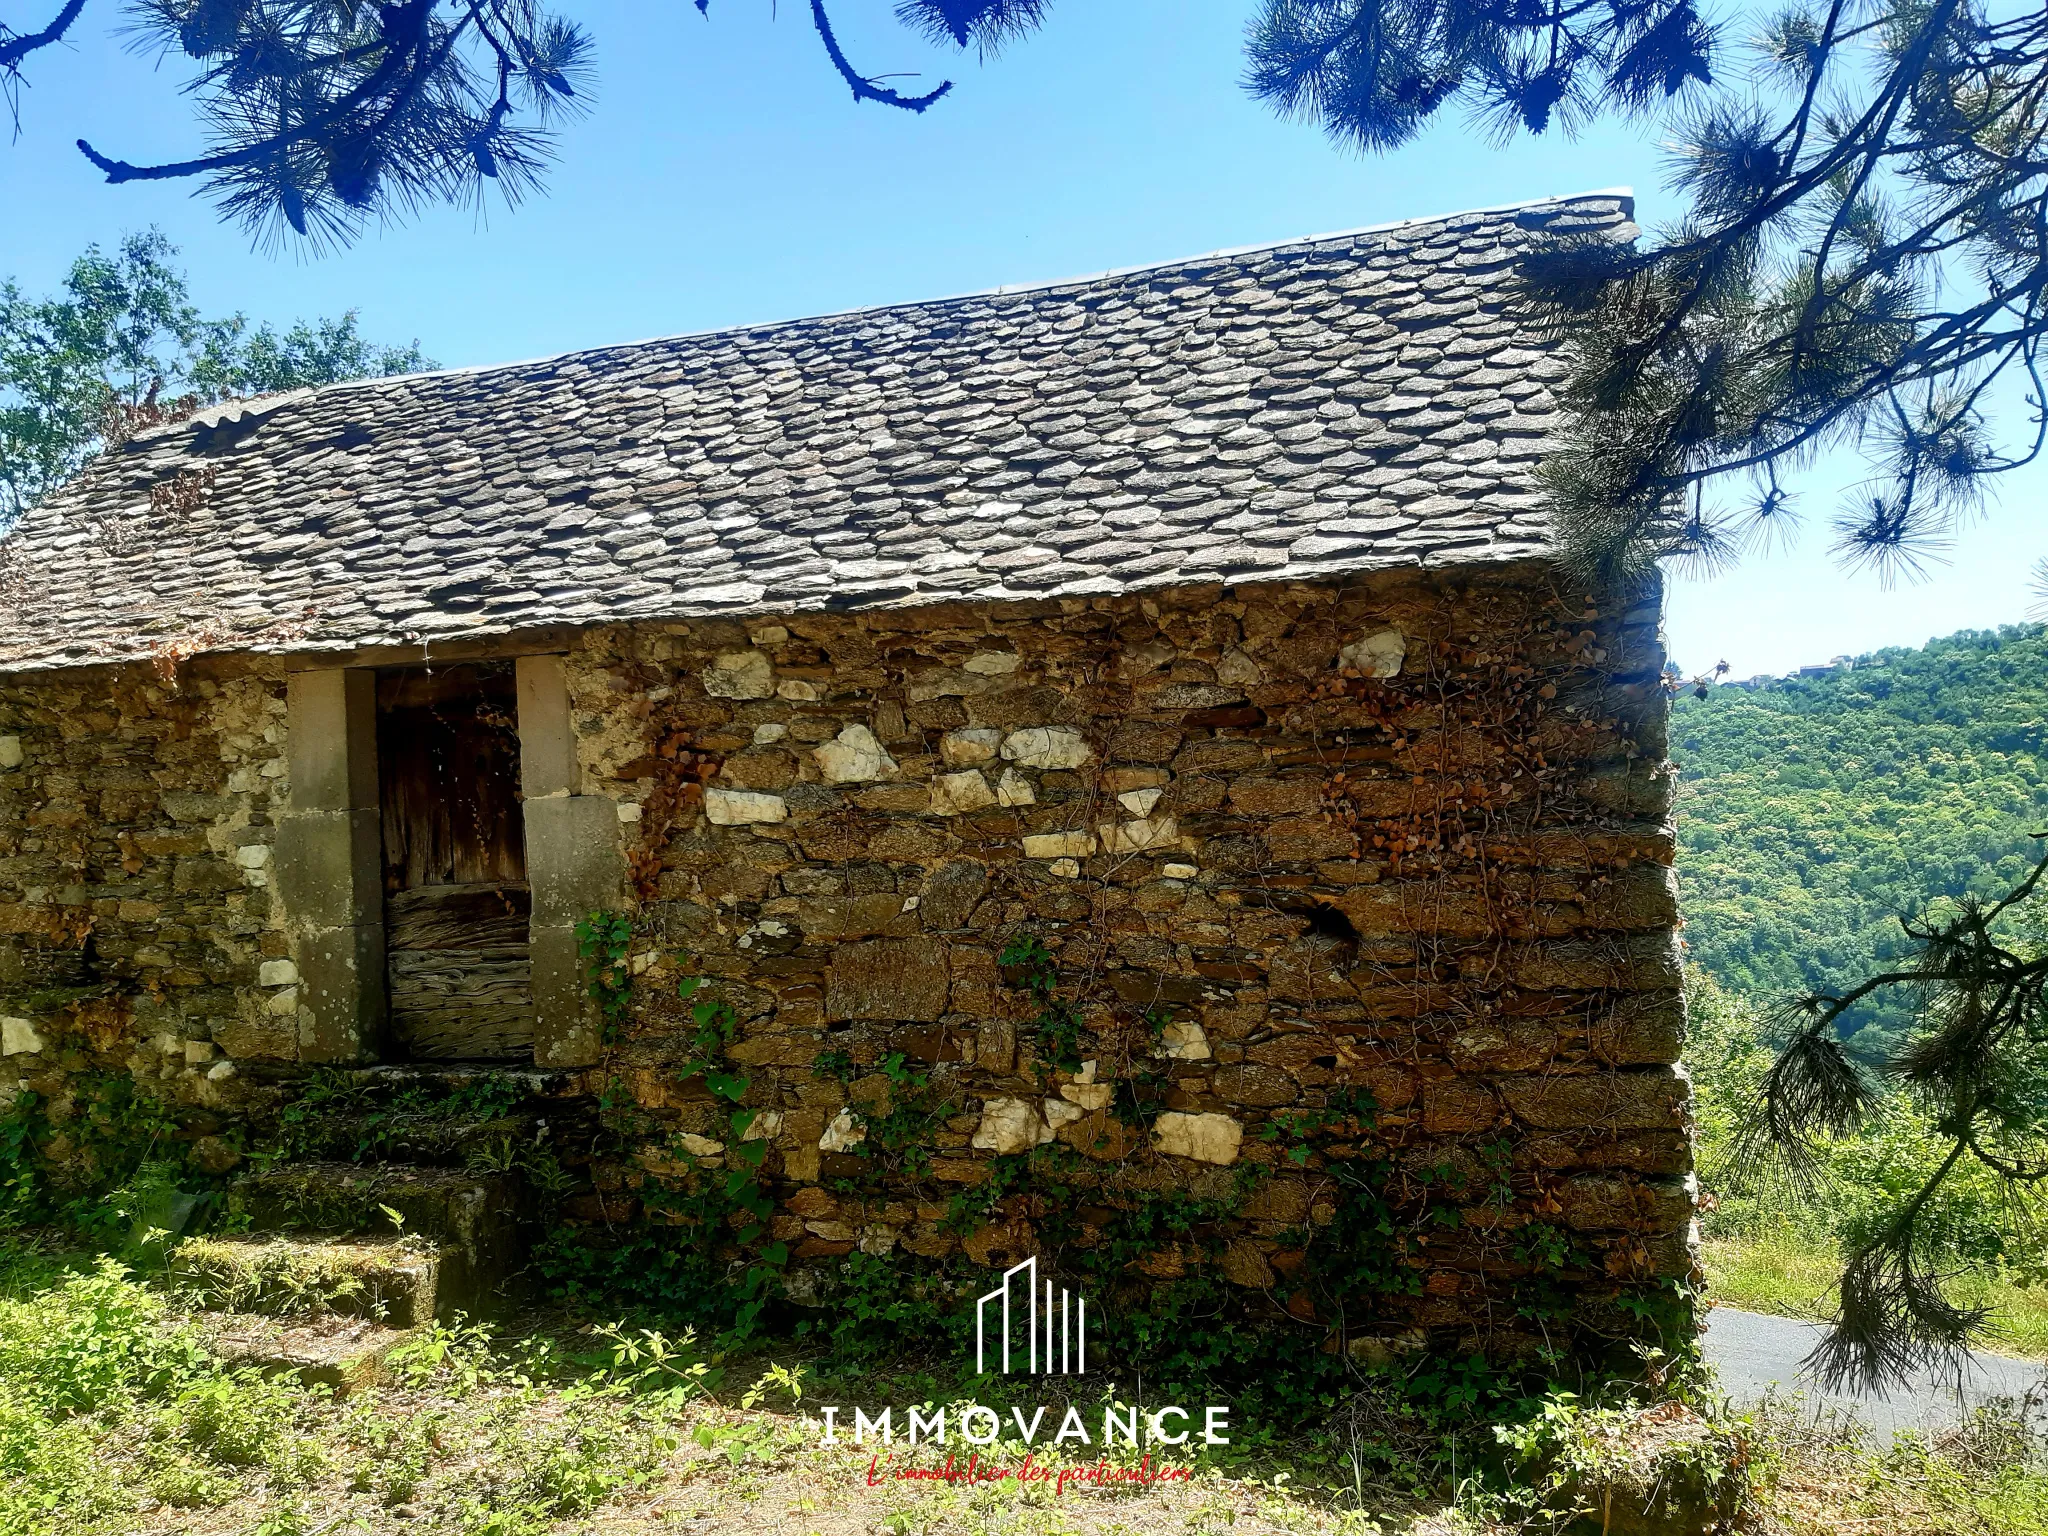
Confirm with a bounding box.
[1673,626,2048,1059]
[0,1240,2043,1536]
[0,1242,1730,1535]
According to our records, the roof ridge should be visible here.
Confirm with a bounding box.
[144,187,1633,435]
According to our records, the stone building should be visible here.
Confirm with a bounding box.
[0,192,1696,1363]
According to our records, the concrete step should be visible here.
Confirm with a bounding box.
[227,1162,522,1312]
[202,1311,408,1396]
[170,1234,449,1328]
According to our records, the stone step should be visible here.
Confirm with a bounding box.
[202,1311,409,1396]
[346,1062,578,1100]
[170,1234,449,1328]
[283,1108,546,1168]
[227,1162,523,1312]
[271,1060,581,1167]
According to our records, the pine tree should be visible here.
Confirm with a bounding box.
[1243,0,2048,586]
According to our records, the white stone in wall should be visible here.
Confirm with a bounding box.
[1,1018,44,1056]
[1043,1098,1085,1131]
[819,1108,866,1152]
[929,770,996,816]
[183,1040,217,1065]
[267,988,299,1016]
[940,728,1001,766]
[703,650,775,699]
[1338,630,1406,678]
[963,651,1021,675]
[815,724,897,784]
[752,722,788,744]
[1159,1021,1211,1061]
[1153,1111,1241,1165]
[677,1133,726,1158]
[995,769,1036,806]
[1117,787,1163,817]
[777,679,822,702]
[741,1110,782,1142]
[234,844,271,868]
[972,1097,1051,1153]
[257,959,299,988]
[0,737,21,770]
[705,788,789,825]
[1059,1082,1114,1111]
[1102,817,1178,853]
[1001,727,1092,770]
[907,669,986,702]
[1022,830,1096,859]
[1162,863,1198,880]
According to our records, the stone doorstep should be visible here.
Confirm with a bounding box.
[171,1234,450,1329]
[282,1110,543,1169]
[202,1311,410,1397]
[345,1063,580,1099]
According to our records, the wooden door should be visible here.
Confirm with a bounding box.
[376,664,536,1060]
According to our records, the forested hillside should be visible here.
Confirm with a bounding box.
[1673,625,2048,1056]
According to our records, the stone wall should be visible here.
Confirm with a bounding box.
[0,560,1696,1357]
[0,664,292,1172]
[561,562,1695,1355]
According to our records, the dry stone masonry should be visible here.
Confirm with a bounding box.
[539,564,1693,1358]
[0,191,1696,1366]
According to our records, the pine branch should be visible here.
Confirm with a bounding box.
[75,0,452,187]
[0,0,86,72]
[809,0,952,113]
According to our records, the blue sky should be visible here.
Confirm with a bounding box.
[3,0,2040,677]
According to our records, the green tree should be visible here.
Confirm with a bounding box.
[1674,626,2048,1060]
[0,230,428,524]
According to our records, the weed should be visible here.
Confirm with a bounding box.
[386,1314,500,1395]
[175,1369,303,1466]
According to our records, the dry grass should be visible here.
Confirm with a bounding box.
[1748,1395,2048,1536]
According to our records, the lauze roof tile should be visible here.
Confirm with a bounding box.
[0,191,1634,675]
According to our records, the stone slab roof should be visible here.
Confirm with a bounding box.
[0,191,1635,677]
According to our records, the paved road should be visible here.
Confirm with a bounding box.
[1705,1305,2045,1437]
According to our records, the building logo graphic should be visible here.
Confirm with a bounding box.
[975,1256,1088,1375]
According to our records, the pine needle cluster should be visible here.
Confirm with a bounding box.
[1746,845,2048,1388]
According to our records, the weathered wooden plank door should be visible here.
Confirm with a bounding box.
[376,664,536,1060]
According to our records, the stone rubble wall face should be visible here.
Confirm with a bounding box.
[564,566,1693,1341]
[0,668,291,1163]
[0,564,1694,1346]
